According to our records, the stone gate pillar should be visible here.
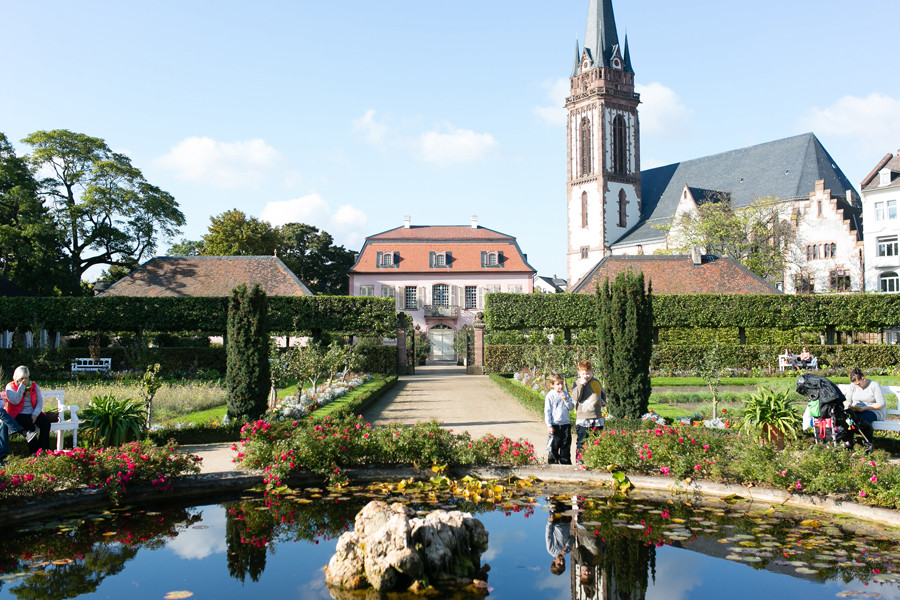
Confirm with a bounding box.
[470,313,485,375]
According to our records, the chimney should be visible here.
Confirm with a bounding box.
[403,216,411,229]
[471,215,478,229]
[690,246,703,265]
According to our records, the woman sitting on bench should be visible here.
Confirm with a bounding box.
[4,366,51,454]
[844,367,885,453]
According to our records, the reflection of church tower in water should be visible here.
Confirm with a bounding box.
[566,0,641,288]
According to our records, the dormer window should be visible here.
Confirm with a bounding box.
[429,251,451,268]
[881,168,894,187]
[481,251,502,268]
[376,251,399,269]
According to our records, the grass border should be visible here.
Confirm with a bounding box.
[309,375,398,420]
[489,373,543,417]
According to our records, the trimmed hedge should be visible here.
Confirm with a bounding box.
[0,296,397,336]
[484,292,900,331]
[484,343,900,373]
[311,375,398,420]
[356,345,397,375]
[0,347,226,377]
[488,373,543,417]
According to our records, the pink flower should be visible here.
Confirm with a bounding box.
[870,475,878,483]
[860,491,866,497]
[660,467,669,475]
[796,481,802,489]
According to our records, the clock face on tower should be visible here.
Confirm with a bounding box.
[582,60,590,72]
[612,57,621,69]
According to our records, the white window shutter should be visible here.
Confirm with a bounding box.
[451,285,458,306]
[418,286,425,310]
[477,286,485,309]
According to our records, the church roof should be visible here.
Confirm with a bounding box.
[570,255,782,296]
[97,256,313,297]
[613,132,860,248]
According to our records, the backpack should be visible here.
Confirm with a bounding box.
[806,398,821,419]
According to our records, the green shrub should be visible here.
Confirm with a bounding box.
[226,284,270,420]
[79,394,146,447]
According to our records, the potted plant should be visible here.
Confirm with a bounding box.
[738,387,800,450]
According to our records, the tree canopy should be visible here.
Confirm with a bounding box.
[0,132,68,294]
[22,129,185,292]
[177,209,356,294]
[664,195,796,283]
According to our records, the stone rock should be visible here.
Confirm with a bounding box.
[325,500,489,593]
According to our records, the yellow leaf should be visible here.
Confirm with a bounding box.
[164,592,194,600]
[800,519,822,528]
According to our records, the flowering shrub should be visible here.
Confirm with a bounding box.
[276,373,373,419]
[512,369,549,394]
[236,414,536,487]
[0,441,201,504]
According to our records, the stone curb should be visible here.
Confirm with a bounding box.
[6,465,900,529]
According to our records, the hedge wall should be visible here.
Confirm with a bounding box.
[0,296,397,336]
[0,347,227,377]
[484,293,900,331]
[484,343,900,374]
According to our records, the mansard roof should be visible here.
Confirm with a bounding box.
[97,256,313,297]
[570,255,782,296]
[350,225,536,274]
[614,133,859,248]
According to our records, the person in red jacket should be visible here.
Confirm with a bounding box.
[4,366,51,454]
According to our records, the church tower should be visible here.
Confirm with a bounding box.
[566,0,641,287]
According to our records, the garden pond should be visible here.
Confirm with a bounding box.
[0,479,898,600]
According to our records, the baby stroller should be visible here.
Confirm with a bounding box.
[796,375,854,447]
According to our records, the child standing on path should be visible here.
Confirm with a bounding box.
[544,372,574,465]
[571,360,606,463]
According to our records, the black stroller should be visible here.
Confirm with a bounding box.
[796,375,857,447]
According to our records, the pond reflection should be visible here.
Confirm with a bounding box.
[0,482,897,600]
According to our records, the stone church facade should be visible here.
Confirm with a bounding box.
[566,0,863,294]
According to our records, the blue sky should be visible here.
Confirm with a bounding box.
[3,0,898,282]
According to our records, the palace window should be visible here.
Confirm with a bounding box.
[359,285,374,297]
[612,115,627,175]
[580,118,592,177]
[878,236,898,257]
[429,251,450,268]
[829,269,851,292]
[404,286,417,310]
[464,286,477,309]
[376,251,399,268]
[880,272,899,293]
[381,285,395,299]
[432,284,450,307]
[481,251,501,267]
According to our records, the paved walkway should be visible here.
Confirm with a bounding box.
[189,364,548,473]
[362,363,548,460]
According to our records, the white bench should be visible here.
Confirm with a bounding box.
[778,354,817,371]
[836,383,900,433]
[42,389,80,450]
[71,357,111,373]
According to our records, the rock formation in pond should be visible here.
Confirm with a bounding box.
[325,500,489,593]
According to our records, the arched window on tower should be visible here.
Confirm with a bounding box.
[618,189,628,227]
[581,192,588,228]
[580,118,592,177]
[612,115,627,175]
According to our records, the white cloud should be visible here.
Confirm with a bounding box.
[533,78,570,126]
[260,193,368,249]
[352,109,389,144]
[800,93,900,156]
[645,550,703,600]
[166,508,227,560]
[417,125,497,166]
[154,136,281,188]
[635,82,693,138]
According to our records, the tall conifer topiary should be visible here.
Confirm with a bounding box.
[596,269,653,418]
[226,283,270,420]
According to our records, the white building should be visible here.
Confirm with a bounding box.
[861,151,900,292]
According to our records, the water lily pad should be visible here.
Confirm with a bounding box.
[741,556,762,563]
[795,567,819,574]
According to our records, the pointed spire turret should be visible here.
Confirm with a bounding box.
[623,34,634,74]
[584,0,621,69]
[571,39,582,77]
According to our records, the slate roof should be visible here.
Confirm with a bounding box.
[613,133,860,248]
[97,256,313,297]
[0,275,36,297]
[861,152,900,192]
[574,0,633,75]
[350,225,536,274]
[535,275,568,293]
[570,255,782,296]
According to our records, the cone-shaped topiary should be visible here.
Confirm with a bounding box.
[596,268,653,419]
[226,283,271,420]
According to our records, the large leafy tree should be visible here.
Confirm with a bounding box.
[0,132,68,294]
[186,211,355,294]
[200,209,279,256]
[22,129,185,291]
[277,222,354,295]
[666,195,797,282]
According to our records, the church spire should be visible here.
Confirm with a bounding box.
[571,39,582,77]
[623,34,634,74]
[584,0,621,69]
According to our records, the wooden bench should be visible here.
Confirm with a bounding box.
[836,383,900,433]
[41,389,80,450]
[71,357,111,373]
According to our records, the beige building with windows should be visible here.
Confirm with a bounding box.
[861,150,900,293]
